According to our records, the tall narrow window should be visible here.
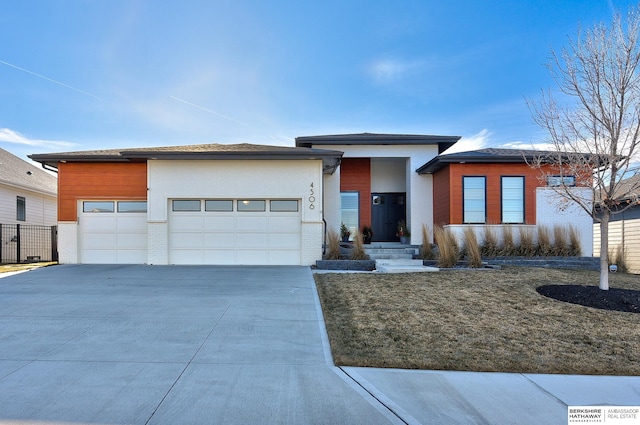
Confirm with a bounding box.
[501,176,525,224]
[463,177,486,224]
[16,196,26,221]
[340,192,359,237]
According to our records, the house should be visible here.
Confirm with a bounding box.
[593,174,640,273]
[0,148,57,225]
[1,147,58,263]
[29,134,594,265]
[417,148,594,255]
[30,143,343,265]
[295,133,458,243]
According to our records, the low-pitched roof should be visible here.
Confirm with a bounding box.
[29,143,344,174]
[295,132,460,154]
[0,148,57,196]
[416,148,562,174]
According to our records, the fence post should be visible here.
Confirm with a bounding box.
[0,223,2,263]
[51,225,58,262]
[16,224,21,264]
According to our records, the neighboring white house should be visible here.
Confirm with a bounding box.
[1,147,57,263]
[0,148,57,225]
[593,174,640,274]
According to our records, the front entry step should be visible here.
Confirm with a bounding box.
[375,259,439,273]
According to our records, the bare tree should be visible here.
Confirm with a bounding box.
[528,5,640,290]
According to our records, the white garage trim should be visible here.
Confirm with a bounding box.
[169,199,302,265]
[79,200,148,264]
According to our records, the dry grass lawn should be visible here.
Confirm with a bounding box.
[314,267,640,375]
[0,262,56,274]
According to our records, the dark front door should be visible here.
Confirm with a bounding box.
[371,193,406,242]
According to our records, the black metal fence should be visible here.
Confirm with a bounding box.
[0,224,58,264]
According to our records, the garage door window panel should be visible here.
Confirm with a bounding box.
[270,200,298,212]
[118,201,147,213]
[83,201,115,213]
[172,200,201,211]
[205,200,233,212]
[238,200,266,212]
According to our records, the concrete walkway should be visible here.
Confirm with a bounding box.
[0,265,638,424]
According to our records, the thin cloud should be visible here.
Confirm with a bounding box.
[443,129,491,154]
[0,59,101,100]
[367,58,425,83]
[169,96,248,127]
[499,141,555,151]
[0,128,78,149]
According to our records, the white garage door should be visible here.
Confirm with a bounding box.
[169,199,301,265]
[79,201,148,264]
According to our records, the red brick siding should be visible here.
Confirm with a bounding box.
[58,162,148,221]
[340,158,371,227]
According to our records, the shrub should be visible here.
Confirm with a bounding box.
[325,230,341,260]
[434,225,459,268]
[420,224,435,260]
[553,225,570,256]
[500,226,516,256]
[350,231,370,260]
[518,227,536,257]
[462,227,483,268]
[537,225,553,256]
[480,226,500,257]
[568,225,582,256]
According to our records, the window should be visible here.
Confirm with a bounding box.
[16,196,26,221]
[237,200,266,212]
[172,200,201,211]
[501,177,525,224]
[83,201,115,213]
[270,200,298,212]
[547,175,575,187]
[340,192,359,236]
[205,200,234,212]
[463,177,486,224]
[117,201,147,213]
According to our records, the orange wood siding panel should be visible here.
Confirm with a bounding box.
[340,158,371,227]
[448,163,544,225]
[433,167,451,225]
[58,162,148,221]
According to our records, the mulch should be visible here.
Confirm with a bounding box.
[537,284,640,314]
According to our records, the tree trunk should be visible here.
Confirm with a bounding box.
[599,210,610,291]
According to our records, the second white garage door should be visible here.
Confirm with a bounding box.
[169,199,301,265]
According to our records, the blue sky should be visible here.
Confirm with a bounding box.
[0,0,634,162]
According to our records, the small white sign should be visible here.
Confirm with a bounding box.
[568,406,640,424]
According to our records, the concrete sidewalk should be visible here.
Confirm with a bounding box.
[0,265,638,424]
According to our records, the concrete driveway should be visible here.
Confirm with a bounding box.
[0,265,638,424]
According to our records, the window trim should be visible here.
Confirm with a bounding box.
[501,176,525,224]
[462,176,486,224]
[16,196,26,221]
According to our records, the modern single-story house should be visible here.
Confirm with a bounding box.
[29,133,594,265]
